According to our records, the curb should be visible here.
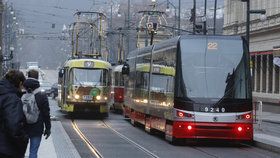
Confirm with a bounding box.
[254,140,280,154]
[254,133,280,154]
[262,119,280,124]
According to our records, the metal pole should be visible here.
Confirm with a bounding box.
[203,0,207,35]
[110,3,113,30]
[246,0,250,53]
[110,2,113,62]
[126,0,130,58]
[0,0,3,77]
[150,31,154,45]
[193,0,196,34]
[213,0,217,35]
[178,0,181,35]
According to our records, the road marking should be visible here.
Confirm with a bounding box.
[71,120,103,158]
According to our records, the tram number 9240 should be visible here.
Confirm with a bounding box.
[204,107,226,113]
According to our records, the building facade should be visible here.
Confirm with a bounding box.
[224,0,280,103]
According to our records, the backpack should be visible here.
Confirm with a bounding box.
[22,88,41,124]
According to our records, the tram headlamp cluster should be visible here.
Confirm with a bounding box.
[176,110,194,118]
[67,94,80,100]
[236,112,252,120]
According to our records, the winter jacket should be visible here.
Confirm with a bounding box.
[0,79,28,158]
[23,78,51,137]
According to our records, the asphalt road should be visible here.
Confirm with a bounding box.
[42,69,280,158]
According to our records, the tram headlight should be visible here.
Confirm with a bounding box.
[74,94,80,100]
[96,95,101,100]
[67,95,71,99]
[104,97,108,100]
[143,99,148,103]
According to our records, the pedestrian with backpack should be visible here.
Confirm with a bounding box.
[22,69,51,158]
[0,70,28,158]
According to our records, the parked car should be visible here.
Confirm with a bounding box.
[50,83,58,99]
[40,81,52,96]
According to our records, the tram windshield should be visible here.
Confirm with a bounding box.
[179,38,251,99]
[71,68,109,86]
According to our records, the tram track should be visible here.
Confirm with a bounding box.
[70,117,271,158]
[71,119,160,158]
[71,120,104,158]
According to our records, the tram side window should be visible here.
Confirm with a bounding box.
[136,72,149,90]
[114,72,124,86]
[102,70,109,86]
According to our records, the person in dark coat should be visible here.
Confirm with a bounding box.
[0,70,28,158]
[23,69,51,158]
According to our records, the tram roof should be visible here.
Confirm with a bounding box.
[127,35,242,60]
[179,34,242,40]
[63,58,111,69]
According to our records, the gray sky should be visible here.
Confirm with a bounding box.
[5,0,223,69]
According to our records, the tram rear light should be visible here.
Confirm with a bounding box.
[245,114,251,119]
[176,110,194,118]
[236,112,252,120]
[177,111,184,118]
[187,125,192,130]
[237,126,243,132]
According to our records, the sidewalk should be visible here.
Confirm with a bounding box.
[25,121,81,158]
[254,111,280,153]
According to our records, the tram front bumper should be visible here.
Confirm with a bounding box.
[173,121,253,141]
[64,101,109,113]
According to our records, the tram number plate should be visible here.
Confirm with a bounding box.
[83,95,92,101]
[204,107,226,113]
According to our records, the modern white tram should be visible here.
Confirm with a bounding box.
[122,35,253,143]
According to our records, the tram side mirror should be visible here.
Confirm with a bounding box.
[122,62,130,75]
[58,69,64,78]
[58,69,64,84]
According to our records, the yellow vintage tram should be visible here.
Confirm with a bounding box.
[58,58,111,116]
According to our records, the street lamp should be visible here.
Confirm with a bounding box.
[242,0,266,53]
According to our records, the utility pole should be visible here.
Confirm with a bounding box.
[178,0,181,35]
[203,0,207,35]
[213,0,217,35]
[192,0,196,34]
[126,0,130,59]
[110,1,113,62]
[0,0,3,77]
[246,0,250,52]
